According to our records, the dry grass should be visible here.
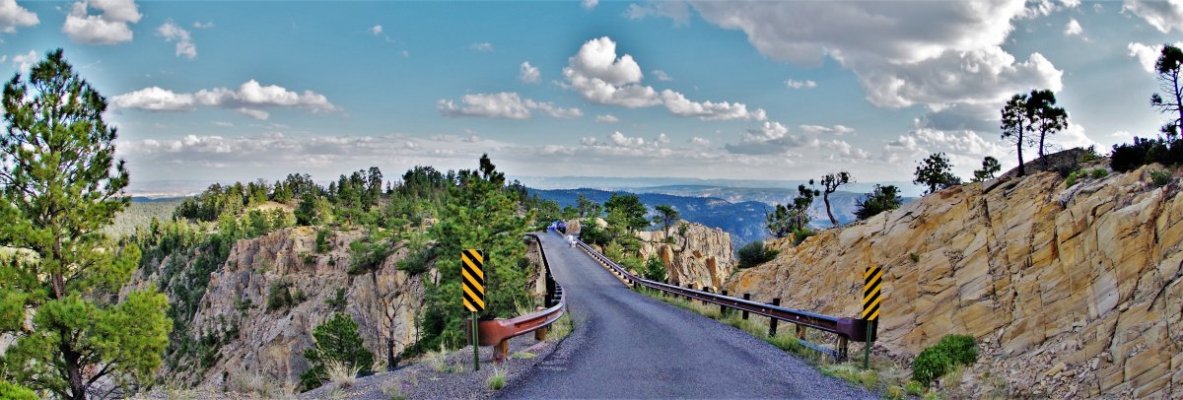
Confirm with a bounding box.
[549,313,573,340]
[325,360,360,389]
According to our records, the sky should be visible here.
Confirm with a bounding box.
[0,0,1179,194]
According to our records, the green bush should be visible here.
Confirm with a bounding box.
[736,240,779,269]
[1089,168,1108,179]
[911,347,952,386]
[0,381,37,400]
[1111,137,1183,172]
[792,228,815,246]
[937,334,979,365]
[267,280,294,312]
[300,313,374,392]
[316,229,331,253]
[1151,169,1173,187]
[911,334,979,386]
[1064,169,1081,187]
[348,234,394,275]
[642,256,667,282]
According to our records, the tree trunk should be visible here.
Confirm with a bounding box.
[823,194,837,227]
[63,341,86,400]
[1038,129,1046,167]
[1174,69,1182,139]
[1017,126,1026,177]
[386,338,396,371]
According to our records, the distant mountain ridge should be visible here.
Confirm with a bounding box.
[528,187,890,247]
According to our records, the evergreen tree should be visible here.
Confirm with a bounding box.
[819,172,851,227]
[1151,44,1183,140]
[972,156,1002,182]
[299,313,374,392]
[913,153,962,194]
[0,49,171,400]
[854,184,903,220]
[603,193,648,233]
[652,205,679,235]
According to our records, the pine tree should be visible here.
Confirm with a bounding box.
[0,49,171,400]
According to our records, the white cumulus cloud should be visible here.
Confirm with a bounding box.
[689,1,1063,111]
[0,0,39,33]
[582,0,598,10]
[519,61,541,84]
[437,92,581,119]
[562,36,765,120]
[10,49,37,72]
[158,21,196,59]
[62,0,142,45]
[370,24,383,36]
[1064,18,1082,36]
[1127,42,1183,73]
[112,80,338,119]
[652,69,672,81]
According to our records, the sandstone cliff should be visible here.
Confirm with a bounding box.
[637,222,734,291]
[725,164,1182,398]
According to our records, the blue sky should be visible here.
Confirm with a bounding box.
[0,0,1179,194]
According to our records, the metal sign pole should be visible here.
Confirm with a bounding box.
[472,312,479,371]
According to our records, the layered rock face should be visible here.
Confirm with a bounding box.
[183,227,425,390]
[725,165,1183,398]
[637,222,734,291]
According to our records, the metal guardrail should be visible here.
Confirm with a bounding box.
[574,240,869,360]
[476,233,566,361]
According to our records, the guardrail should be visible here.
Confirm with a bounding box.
[574,240,869,360]
[476,233,566,362]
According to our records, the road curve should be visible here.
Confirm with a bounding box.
[497,233,876,399]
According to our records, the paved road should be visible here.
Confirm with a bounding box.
[497,233,876,399]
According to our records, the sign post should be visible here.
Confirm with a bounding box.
[862,264,882,370]
[461,249,486,371]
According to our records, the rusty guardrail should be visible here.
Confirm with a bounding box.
[575,240,869,360]
[476,233,566,362]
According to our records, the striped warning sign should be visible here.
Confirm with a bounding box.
[461,249,485,313]
[862,265,882,321]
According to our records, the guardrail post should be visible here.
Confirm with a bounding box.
[838,337,849,361]
[769,298,781,337]
[742,294,750,320]
[494,339,509,362]
[720,290,729,316]
[796,324,806,340]
[703,287,711,306]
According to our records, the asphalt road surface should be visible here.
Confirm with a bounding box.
[496,233,876,399]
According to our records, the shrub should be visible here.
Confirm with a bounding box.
[0,381,37,400]
[905,380,926,396]
[936,334,979,365]
[348,235,394,275]
[1090,168,1108,179]
[911,347,951,386]
[911,334,979,386]
[1151,169,1173,187]
[1110,136,1183,172]
[299,313,374,392]
[397,245,435,275]
[855,184,903,220]
[1064,169,1081,187]
[267,280,294,312]
[736,240,779,269]
[642,256,667,282]
[791,228,815,246]
[316,229,332,253]
[909,252,920,263]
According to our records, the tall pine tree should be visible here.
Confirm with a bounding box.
[0,49,170,399]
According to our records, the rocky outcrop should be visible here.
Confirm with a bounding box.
[183,227,426,391]
[638,222,734,291]
[725,164,1183,398]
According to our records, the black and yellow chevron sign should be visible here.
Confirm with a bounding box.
[461,249,486,313]
[862,265,882,321]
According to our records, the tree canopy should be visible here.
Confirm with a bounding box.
[914,153,961,195]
